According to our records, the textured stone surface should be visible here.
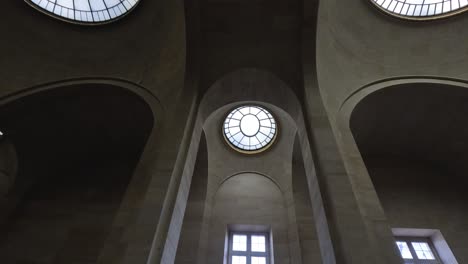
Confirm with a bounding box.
[0,0,466,262]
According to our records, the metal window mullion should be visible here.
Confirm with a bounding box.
[101,0,112,19]
[87,0,95,22]
[229,233,249,264]
[405,239,433,264]
[71,0,76,20]
[250,252,267,256]
[266,233,270,264]
[228,233,235,264]
[229,232,271,264]
[402,238,418,263]
[228,233,232,264]
[247,234,252,264]
[410,238,441,264]
[232,250,249,254]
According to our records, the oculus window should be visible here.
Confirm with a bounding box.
[396,237,441,263]
[228,233,270,264]
[26,0,140,24]
[223,105,277,154]
[371,0,468,19]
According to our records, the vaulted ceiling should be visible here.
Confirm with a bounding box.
[351,83,468,181]
[0,84,153,189]
[190,0,310,94]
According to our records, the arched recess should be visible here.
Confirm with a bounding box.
[0,79,161,264]
[337,78,468,263]
[210,173,289,263]
[168,68,335,264]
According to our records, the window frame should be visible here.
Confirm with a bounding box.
[228,232,270,264]
[395,236,442,264]
[222,105,278,155]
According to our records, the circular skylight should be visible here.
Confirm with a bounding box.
[26,0,140,24]
[371,0,468,19]
[223,105,277,153]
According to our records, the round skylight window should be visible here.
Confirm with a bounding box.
[26,0,140,24]
[371,0,468,20]
[223,105,277,153]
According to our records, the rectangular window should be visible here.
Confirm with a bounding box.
[395,237,441,264]
[229,232,270,264]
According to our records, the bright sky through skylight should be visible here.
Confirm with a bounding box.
[224,105,277,153]
[27,0,139,23]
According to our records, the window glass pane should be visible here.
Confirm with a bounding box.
[232,234,247,251]
[223,105,277,153]
[396,241,413,259]
[232,256,247,264]
[251,256,266,264]
[411,242,436,260]
[251,235,266,252]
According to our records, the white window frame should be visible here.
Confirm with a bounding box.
[228,232,270,264]
[395,236,442,264]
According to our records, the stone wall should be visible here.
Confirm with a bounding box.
[369,159,468,264]
[0,162,134,263]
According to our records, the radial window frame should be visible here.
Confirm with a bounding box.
[369,0,468,20]
[25,0,141,25]
[222,105,278,155]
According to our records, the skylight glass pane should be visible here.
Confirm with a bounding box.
[104,0,120,6]
[411,242,436,260]
[26,0,140,23]
[396,241,413,259]
[371,0,468,18]
[232,256,247,264]
[251,235,266,252]
[251,257,267,264]
[56,0,73,8]
[223,105,277,153]
[89,0,106,11]
[232,235,247,251]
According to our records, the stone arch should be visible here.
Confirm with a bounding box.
[336,77,468,263]
[209,172,289,264]
[171,68,335,264]
[0,78,163,120]
[0,79,160,264]
[198,68,302,123]
[203,101,297,191]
